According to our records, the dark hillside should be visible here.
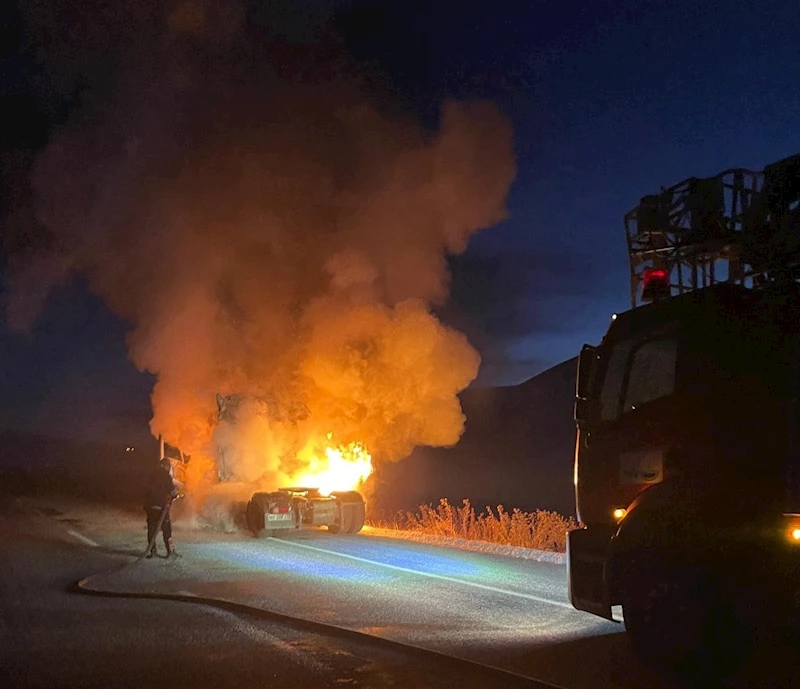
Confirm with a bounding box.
[0,431,158,505]
[374,357,578,516]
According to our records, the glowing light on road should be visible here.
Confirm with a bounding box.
[613,508,627,521]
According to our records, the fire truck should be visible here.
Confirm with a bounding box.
[568,153,800,667]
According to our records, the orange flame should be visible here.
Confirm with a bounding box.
[293,437,373,495]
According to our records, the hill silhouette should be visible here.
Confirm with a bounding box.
[374,357,578,516]
[0,430,157,505]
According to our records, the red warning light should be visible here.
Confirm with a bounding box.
[642,268,670,301]
[644,268,667,282]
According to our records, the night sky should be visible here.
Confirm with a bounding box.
[1,0,799,445]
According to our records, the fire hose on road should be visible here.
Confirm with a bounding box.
[74,564,555,689]
[71,522,560,689]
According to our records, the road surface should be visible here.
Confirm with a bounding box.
[3,491,799,689]
[0,492,548,689]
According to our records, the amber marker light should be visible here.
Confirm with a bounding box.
[783,515,800,543]
[613,508,627,521]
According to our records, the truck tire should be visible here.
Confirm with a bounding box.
[329,491,365,534]
[246,495,276,538]
[348,502,365,534]
[246,496,264,537]
[623,563,703,667]
[622,560,751,674]
[327,515,347,535]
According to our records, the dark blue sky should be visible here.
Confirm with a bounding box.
[2,0,799,441]
[394,0,800,383]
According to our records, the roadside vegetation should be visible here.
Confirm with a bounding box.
[368,498,578,553]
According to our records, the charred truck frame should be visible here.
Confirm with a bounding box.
[245,488,366,538]
[568,153,800,666]
[161,393,367,538]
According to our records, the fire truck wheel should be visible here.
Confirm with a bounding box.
[622,562,750,674]
[623,563,706,668]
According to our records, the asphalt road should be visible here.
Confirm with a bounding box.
[0,492,553,689]
[4,492,800,689]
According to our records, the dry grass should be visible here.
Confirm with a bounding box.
[369,498,578,553]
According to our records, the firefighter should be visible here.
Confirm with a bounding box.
[144,457,179,558]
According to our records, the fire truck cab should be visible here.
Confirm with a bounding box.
[569,280,800,665]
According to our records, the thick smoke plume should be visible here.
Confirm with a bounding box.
[7,1,516,493]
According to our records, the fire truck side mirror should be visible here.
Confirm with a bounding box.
[575,344,597,425]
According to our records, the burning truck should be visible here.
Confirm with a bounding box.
[161,393,370,538]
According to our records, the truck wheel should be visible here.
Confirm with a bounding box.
[622,562,750,674]
[623,565,704,667]
[246,496,267,538]
[330,491,364,534]
[328,508,351,535]
[349,503,365,533]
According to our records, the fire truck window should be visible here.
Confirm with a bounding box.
[600,340,634,421]
[622,336,677,413]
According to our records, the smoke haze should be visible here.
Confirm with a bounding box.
[5,1,516,487]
